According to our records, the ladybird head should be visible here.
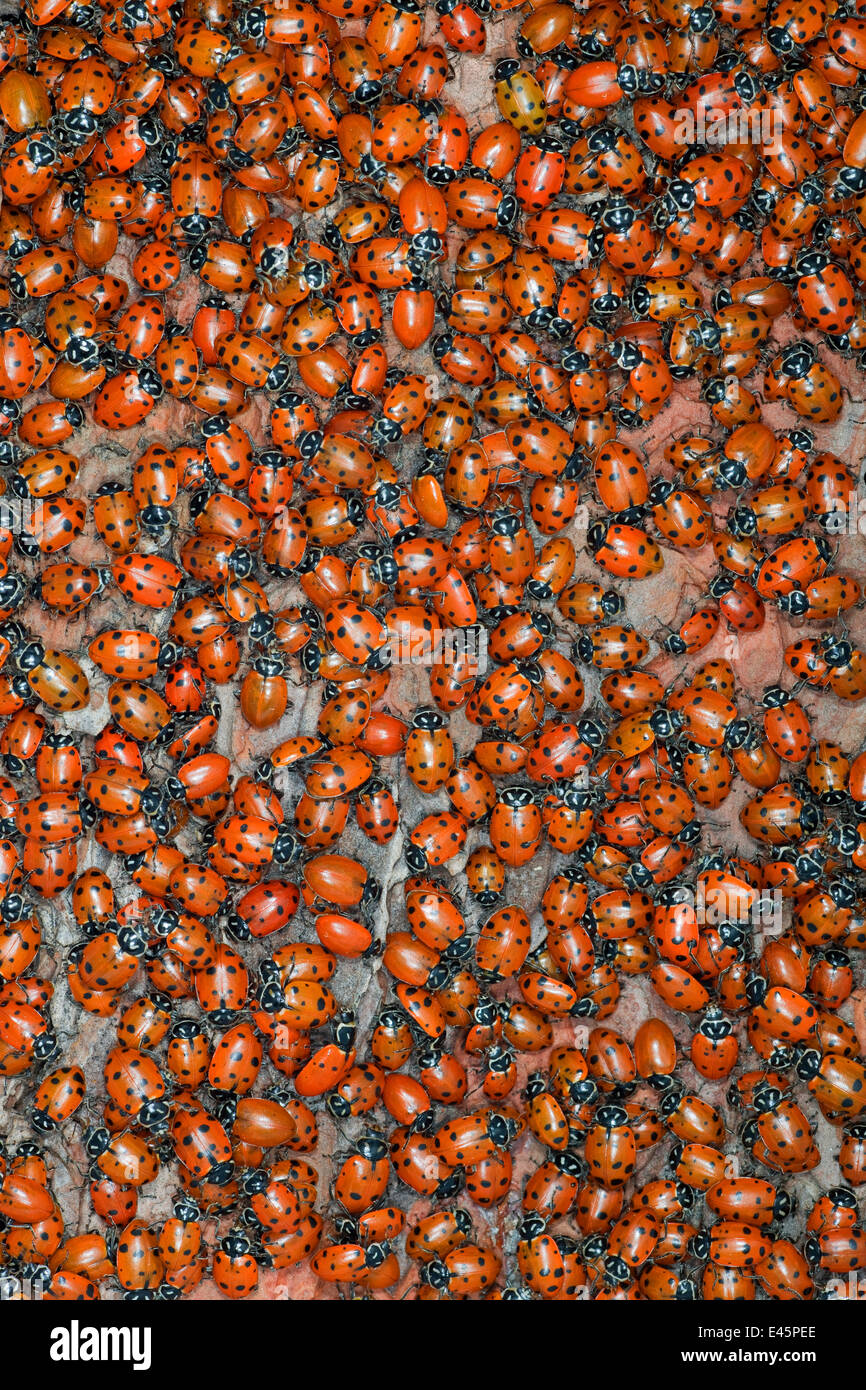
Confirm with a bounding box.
[117,924,148,957]
[776,588,810,616]
[139,1100,170,1131]
[14,639,44,672]
[207,1160,235,1188]
[33,1030,59,1061]
[794,1047,822,1082]
[688,1230,711,1262]
[423,1257,451,1289]
[84,1125,111,1158]
[494,57,520,82]
[752,1081,783,1114]
[356,1133,389,1164]
[494,194,514,229]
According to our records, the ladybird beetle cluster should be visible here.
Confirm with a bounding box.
[4,0,866,1309]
